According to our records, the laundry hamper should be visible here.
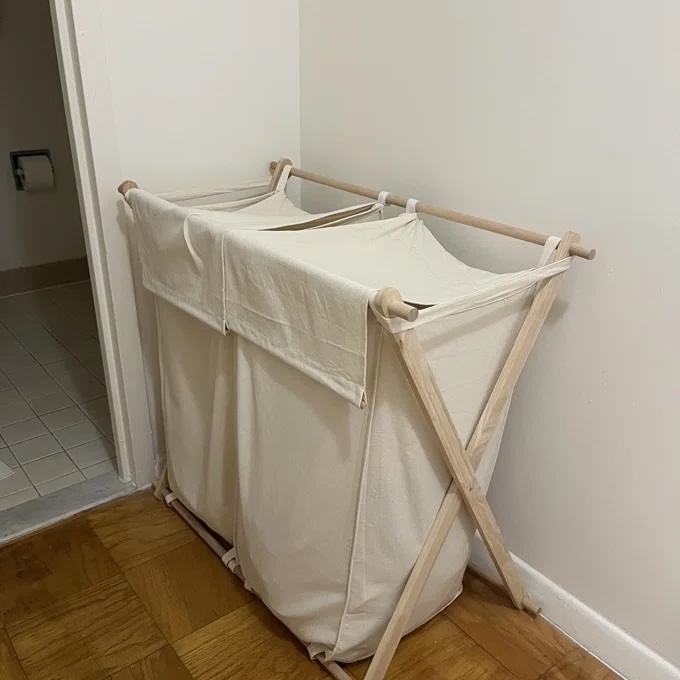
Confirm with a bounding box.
[125,187,571,661]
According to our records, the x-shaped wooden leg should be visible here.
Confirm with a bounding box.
[363,232,579,680]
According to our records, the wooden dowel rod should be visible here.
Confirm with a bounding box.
[320,661,356,680]
[169,496,229,559]
[268,161,595,261]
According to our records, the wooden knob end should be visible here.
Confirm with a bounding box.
[374,287,419,322]
[521,596,542,618]
[118,180,139,196]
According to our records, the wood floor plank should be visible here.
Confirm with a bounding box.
[125,538,253,642]
[0,517,120,626]
[88,491,194,570]
[349,614,517,679]
[444,574,576,679]
[174,601,328,680]
[107,646,193,680]
[0,628,26,680]
[541,648,622,679]
[7,575,166,680]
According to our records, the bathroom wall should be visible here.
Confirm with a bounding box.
[0,0,84,272]
[300,1,680,675]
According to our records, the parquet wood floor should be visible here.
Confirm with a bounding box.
[0,492,622,679]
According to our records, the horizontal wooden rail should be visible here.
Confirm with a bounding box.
[269,161,595,261]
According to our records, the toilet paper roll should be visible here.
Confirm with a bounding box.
[18,154,54,191]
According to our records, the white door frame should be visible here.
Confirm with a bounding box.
[49,0,155,487]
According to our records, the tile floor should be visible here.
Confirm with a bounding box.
[0,282,116,512]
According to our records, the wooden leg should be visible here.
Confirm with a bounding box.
[384,231,579,613]
[391,328,530,609]
[320,660,355,680]
[153,462,168,500]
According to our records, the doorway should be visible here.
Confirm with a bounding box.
[0,0,130,541]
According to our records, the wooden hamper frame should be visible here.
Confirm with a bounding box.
[119,159,594,680]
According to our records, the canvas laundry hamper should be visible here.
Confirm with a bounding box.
[126,182,384,542]
[126,188,571,662]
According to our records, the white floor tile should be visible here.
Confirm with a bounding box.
[4,365,49,385]
[0,402,34,428]
[53,420,102,449]
[28,390,74,415]
[0,388,24,409]
[16,377,62,400]
[0,468,33,497]
[0,486,39,511]
[0,372,13,391]
[51,373,94,391]
[62,381,107,404]
[11,433,63,464]
[67,337,101,358]
[12,328,52,345]
[36,470,86,496]
[23,452,77,485]
[67,437,115,468]
[0,355,37,372]
[32,344,74,364]
[43,358,84,377]
[0,417,49,445]
[82,459,116,479]
[0,314,39,331]
[41,405,88,432]
[0,287,112,499]
[79,396,110,419]
[0,448,19,469]
[92,414,113,436]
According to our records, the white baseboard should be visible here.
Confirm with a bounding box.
[470,536,679,680]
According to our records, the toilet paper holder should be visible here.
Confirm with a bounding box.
[10,149,52,190]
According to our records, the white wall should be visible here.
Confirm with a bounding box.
[98,1,300,192]
[300,0,680,674]
[54,0,301,482]
[0,0,84,271]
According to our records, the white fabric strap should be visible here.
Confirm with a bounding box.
[538,235,562,267]
[406,198,419,214]
[377,191,390,207]
[164,491,178,505]
[275,164,293,192]
[374,255,572,334]
[157,178,270,203]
